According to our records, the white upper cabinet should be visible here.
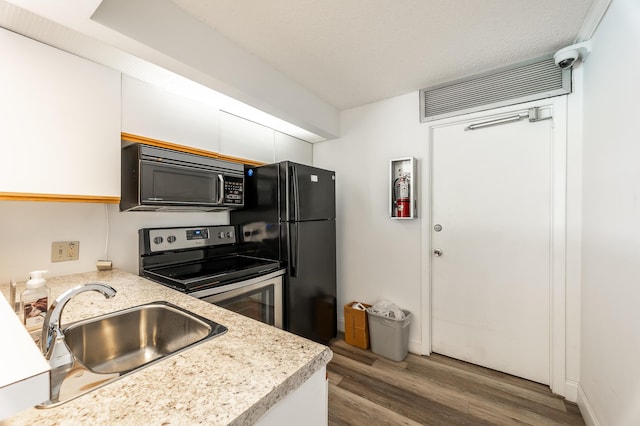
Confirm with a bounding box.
[121,75,220,152]
[0,28,120,200]
[219,112,274,163]
[274,132,313,165]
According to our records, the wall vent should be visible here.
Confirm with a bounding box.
[420,57,571,122]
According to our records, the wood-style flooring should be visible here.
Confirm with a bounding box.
[327,338,584,425]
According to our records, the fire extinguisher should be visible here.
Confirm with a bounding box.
[393,174,411,217]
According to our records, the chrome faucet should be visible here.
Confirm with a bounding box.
[41,283,116,369]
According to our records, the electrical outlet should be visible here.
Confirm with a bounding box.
[51,241,79,262]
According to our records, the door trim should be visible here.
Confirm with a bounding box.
[420,96,568,396]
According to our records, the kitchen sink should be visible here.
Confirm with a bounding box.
[39,301,227,407]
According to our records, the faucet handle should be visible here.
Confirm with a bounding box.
[44,329,74,367]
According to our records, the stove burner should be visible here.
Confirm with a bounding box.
[146,255,280,290]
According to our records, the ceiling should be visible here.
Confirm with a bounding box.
[1,0,606,141]
[168,0,599,110]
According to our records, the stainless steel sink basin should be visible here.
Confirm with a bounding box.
[39,301,227,407]
[64,301,222,374]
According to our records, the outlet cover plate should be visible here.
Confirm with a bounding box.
[51,241,79,262]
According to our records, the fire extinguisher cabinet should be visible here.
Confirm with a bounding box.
[389,157,417,219]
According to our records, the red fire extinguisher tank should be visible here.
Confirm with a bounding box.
[394,175,410,217]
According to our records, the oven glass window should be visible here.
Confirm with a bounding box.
[215,285,276,326]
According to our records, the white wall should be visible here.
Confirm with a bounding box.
[579,0,640,424]
[314,83,582,396]
[0,202,107,282]
[0,201,228,283]
[313,93,428,353]
[565,64,585,401]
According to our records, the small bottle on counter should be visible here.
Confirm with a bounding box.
[20,270,50,332]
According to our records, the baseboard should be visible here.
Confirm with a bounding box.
[564,379,579,403]
[408,338,421,355]
[577,384,601,426]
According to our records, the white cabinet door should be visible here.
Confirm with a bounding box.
[219,112,274,163]
[274,132,312,165]
[0,28,120,199]
[121,75,220,152]
[0,294,50,419]
[256,367,327,426]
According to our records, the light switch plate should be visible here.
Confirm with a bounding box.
[51,241,79,262]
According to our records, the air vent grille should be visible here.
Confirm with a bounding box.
[420,58,571,122]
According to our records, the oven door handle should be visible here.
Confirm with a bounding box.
[290,222,299,278]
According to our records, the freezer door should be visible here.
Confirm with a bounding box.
[284,220,337,344]
[231,163,280,225]
[231,164,282,258]
[283,162,336,222]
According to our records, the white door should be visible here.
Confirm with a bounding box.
[431,107,553,385]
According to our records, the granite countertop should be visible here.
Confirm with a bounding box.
[2,269,332,425]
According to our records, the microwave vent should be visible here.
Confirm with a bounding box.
[420,57,571,122]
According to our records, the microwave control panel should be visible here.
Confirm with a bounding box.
[223,176,244,205]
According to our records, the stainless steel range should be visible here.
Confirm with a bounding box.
[139,225,285,328]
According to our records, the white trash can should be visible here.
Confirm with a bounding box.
[366,308,411,361]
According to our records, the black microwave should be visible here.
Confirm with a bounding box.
[120,144,244,212]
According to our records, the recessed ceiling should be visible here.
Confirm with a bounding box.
[169,0,597,110]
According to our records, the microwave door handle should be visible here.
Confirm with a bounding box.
[217,174,225,204]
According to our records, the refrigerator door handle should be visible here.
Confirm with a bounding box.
[290,222,299,277]
[291,165,300,222]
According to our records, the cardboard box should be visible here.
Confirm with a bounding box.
[344,302,372,349]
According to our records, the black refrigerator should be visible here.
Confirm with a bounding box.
[230,161,337,344]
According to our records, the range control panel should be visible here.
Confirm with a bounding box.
[146,225,236,253]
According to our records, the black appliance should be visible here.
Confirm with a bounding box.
[139,225,285,328]
[231,161,337,344]
[121,144,245,212]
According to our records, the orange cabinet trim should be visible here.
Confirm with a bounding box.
[0,192,120,203]
[121,132,266,167]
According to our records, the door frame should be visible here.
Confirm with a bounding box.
[420,96,568,396]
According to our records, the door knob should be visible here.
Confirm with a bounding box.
[433,248,443,257]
